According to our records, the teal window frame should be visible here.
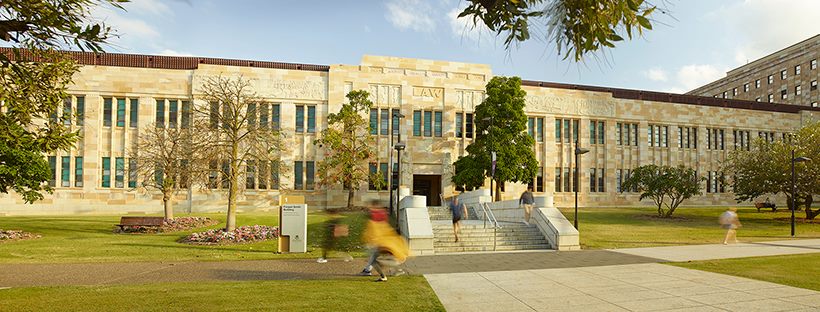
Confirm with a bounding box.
[101,157,111,188]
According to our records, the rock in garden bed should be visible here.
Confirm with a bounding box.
[181,225,279,245]
[115,217,218,234]
[0,229,41,242]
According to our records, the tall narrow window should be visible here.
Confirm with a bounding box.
[46,156,57,187]
[648,126,654,147]
[259,103,269,129]
[370,109,379,135]
[413,110,422,136]
[295,105,305,133]
[74,157,83,187]
[307,106,316,133]
[294,161,303,190]
[272,104,280,131]
[128,158,137,188]
[221,160,230,189]
[168,100,178,129]
[62,98,72,126]
[306,161,315,190]
[209,102,219,129]
[465,113,473,138]
[101,157,111,188]
[555,119,562,143]
[129,99,139,128]
[530,118,536,138]
[114,98,125,127]
[554,167,562,192]
[208,161,218,189]
[181,100,190,128]
[536,167,544,192]
[258,161,268,189]
[631,124,638,146]
[434,111,442,137]
[392,109,399,135]
[270,161,280,189]
[247,102,257,130]
[589,168,597,192]
[246,160,256,189]
[598,121,605,144]
[380,163,389,190]
[115,157,125,188]
[380,109,389,135]
[455,113,463,138]
[76,96,85,126]
[598,168,605,192]
[155,99,165,128]
[572,120,579,143]
[536,118,544,142]
[616,169,622,192]
[369,163,378,190]
[564,167,571,192]
[589,120,596,143]
[103,98,112,127]
[61,156,71,187]
[563,119,570,142]
[423,111,432,137]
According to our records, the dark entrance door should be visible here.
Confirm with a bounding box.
[412,174,442,206]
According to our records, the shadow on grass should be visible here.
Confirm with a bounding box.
[210,269,355,281]
[110,242,280,254]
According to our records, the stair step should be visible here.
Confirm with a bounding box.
[434,244,551,252]
[434,239,548,246]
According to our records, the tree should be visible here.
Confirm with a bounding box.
[458,0,662,61]
[195,76,284,231]
[724,122,820,220]
[0,0,124,203]
[128,122,212,220]
[621,164,702,218]
[452,76,538,201]
[314,90,384,209]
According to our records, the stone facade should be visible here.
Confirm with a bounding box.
[689,35,819,107]
[1,50,819,216]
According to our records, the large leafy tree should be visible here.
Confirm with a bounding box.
[0,0,125,203]
[314,90,384,209]
[458,0,662,61]
[195,76,284,231]
[621,164,702,218]
[452,76,538,201]
[723,122,820,220]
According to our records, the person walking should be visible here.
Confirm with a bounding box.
[719,207,741,245]
[449,195,467,242]
[361,207,410,282]
[519,187,535,225]
[317,209,349,263]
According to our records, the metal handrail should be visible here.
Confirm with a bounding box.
[479,202,501,251]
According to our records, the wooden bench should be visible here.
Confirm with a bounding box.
[115,216,165,232]
[754,202,777,212]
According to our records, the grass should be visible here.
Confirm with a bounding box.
[0,276,445,312]
[0,211,368,264]
[669,253,820,291]
[559,206,820,249]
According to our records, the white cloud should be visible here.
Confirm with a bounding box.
[385,0,436,32]
[91,4,160,43]
[158,49,193,57]
[643,67,668,82]
[121,0,172,17]
[447,3,494,43]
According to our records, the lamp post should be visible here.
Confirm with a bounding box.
[388,112,405,220]
[482,116,495,201]
[790,150,812,237]
[394,142,406,229]
[574,146,589,229]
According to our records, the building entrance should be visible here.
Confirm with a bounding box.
[412,174,442,206]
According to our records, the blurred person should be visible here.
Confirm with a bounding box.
[719,207,741,245]
[450,195,467,242]
[317,209,350,263]
[362,207,410,282]
[519,187,534,225]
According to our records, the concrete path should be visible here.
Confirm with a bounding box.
[425,263,820,312]
[609,238,820,262]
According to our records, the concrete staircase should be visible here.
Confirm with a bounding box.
[428,206,550,253]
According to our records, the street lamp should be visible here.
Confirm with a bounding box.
[574,146,589,229]
[482,116,495,201]
[790,150,812,237]
[394,141,406,229]
[388,112,405,220]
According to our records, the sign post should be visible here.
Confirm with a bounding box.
[278,196,307,253]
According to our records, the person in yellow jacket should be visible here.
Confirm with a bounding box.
[362,207,410,282]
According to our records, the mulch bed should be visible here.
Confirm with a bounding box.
[115,217,218,234]
[0,229,41,242]
[180,225,280,245]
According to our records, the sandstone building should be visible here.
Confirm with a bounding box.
[689,35,819,107]
[1,48,818,215]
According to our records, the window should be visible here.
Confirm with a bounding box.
[208,161,218,189]
[677,126,697,149]
[455,113,463,138]
[743,83,749,92]
[48,156,56,187]
[555,118,579,143]
[564,167,571,192]
[168,100,178,129]
[589,168,604,192]
[74,96,85,126]
[257,161,268,189]
[380,109,389,136]
[115,157,125,188]
[272,104,281,131]
[756,97,761,102]
[759,131,776,143]
[61,156,71,187]
[369,163,378,190]
[246,160,256,189]
[733,130,751,151]
[617,169,636,193]
[248,103,258,130]
[536,118,544,142]
[295,105,305,133]
[812,59,818,70]
[554,167,562,192]
[434,111,442,137]
[768,94,774,103]
[209,102,219,129]
[616,123,639,146]
[589,120,605,144]
[813,102,818,108]
[369,163,389,191]
[62,98,72,126]
[706,128,724,150]
[732,88,737,96]
[768,75,774,84]
[722,91,727,99]
[155,99,165,128]
[781,89,788,100]
[305,161,315,190]
[648,124,668,147]
[554,119,562,143]
[307,106,316,133]
[369,109,378,135]
[128,158,137,188]
[795,85,802,96]
[258,103,269,130]
[706,171,725,193]
[294,161,303,190]
[391,109,399,135]
[811,80,818,91]
[465,113,473,138]
[781,69,787,80]
[413,110,422,136]
[535,167,544,192]
[181,101,191,128]
[795,65,801,75]
[101,157,111,188]
[423,111,432,137]
[129,99,138,128]
[103,98,112,127]
[616,169,622,193]
[270,161,280,189]
[74,157,83,187]
[755,79,761,88]
[528,118,535,138]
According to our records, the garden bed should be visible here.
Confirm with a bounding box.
[0,229,41,242]
[181,225,279,245]
[115,217,218,234]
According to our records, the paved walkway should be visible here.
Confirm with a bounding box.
[609,238,820,262]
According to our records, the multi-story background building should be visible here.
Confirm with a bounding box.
[1,48,818,215]
[688,35,819,107]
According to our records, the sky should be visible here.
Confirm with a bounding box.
[84,0,820,93]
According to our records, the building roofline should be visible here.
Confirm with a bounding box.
[521,80,820,114]
[0,47,331,72]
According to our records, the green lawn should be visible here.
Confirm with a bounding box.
[670,253,820,291]
[0,211,368,264]
[0,276,444,312]
[559,207,820,249]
